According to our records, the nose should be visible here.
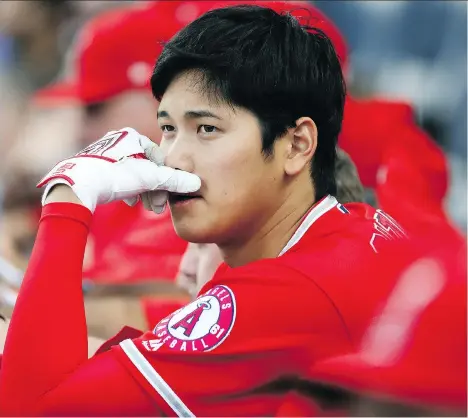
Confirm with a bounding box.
[162,136,194,173]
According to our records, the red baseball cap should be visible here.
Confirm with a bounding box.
[34,3,185,106]
[310,237,467,412]
[34,1,348,107]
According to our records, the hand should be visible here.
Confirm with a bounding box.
[37,127,201,213]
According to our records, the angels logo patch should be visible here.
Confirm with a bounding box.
[152,285,236,352]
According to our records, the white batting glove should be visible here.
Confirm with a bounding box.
[37,127,201,213]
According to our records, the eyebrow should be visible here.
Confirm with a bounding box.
[157,110,222,120]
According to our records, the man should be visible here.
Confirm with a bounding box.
[0,5,407,415]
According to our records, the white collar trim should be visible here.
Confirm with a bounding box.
[278,195,338,256]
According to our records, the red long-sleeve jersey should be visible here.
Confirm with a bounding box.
[0,196,407,416]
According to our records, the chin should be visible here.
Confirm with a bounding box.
[172,220,218,244]
[169,205,232,244]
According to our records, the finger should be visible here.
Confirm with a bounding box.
[153,203,166,214]
[123,196,139,207]
[119,159,201,194]
[141,192,152,211]
[150,191,168,214]
[149,190,168,208]
[155,166,202,194]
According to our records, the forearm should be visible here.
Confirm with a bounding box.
[0,202,92,414]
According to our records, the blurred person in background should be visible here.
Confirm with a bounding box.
[306,231,467,417]
[318,0,467,232]
[0,3,411,415]
[0,0,71,89]
[274,212,466,417]
[0,0,72,277]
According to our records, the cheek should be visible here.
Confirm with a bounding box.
[202,144,265,204]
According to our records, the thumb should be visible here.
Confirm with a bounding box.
[139,135,165,166]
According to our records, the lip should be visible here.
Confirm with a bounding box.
[168,193,202,208]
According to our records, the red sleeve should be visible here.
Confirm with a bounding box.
[0,203,158,416]
[111,264,353,416]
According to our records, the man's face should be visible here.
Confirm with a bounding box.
[81,91,162,146]
[158,71,286,244]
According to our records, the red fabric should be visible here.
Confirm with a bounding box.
[84,204,187,283]
[141,298,189,329]
[275,391,322,417]
[0,199,408,415]
[94,326,144,356]
[310,228,467,411]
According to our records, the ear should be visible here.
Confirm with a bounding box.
[284,117,317,176]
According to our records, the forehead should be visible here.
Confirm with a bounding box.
[159,70,234,116]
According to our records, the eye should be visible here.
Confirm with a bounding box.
[161,125,175,132]
[197,125,218,134]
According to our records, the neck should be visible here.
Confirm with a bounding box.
[219,189,317,268]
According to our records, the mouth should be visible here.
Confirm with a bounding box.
[169,192,202,205]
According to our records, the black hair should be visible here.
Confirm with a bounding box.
[151,5,346,200]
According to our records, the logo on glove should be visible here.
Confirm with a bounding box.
[77,130,129,157]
